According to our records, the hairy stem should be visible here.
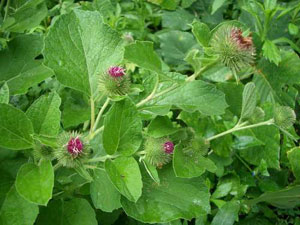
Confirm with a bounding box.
[90,97,95,134]
[92,98,110,132]
[136,75,159,107]
[207,119,274,141]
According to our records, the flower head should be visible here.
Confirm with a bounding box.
[108,66,125,78]
[54,132,90,168]
[67,137,83,155]
[99,66,130,97]
[144,137,174,168]
[210,25,256,75]
[163,141,174,154]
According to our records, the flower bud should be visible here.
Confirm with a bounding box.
[99,66,130,97]
[274,106,296,130]
[144,138,174,168]
[210,25,256,74]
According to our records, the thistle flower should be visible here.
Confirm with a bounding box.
[108,66,125,78]
[67,137,83,155]
[144,138,174,168]
[210,25,256,75]
[99,66,130,97]
[163,141,174,154]
[54,132,90,168]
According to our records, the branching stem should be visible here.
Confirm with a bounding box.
[207,119,274,141]
[92,98,110,132]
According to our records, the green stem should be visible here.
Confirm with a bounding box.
[0,0,5,15]
[92,98,110,132]
[136,75,159,107]
[3,0,10,21]
[186,66,208,82]
[87,154,118,163]
[207,119,274,141]
[90,97,95,134]
[88,125,104,140]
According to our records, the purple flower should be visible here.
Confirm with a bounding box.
[230,28,253,50]
[163,141,174,154]
[108,66,125,78]
[67,137,83,155]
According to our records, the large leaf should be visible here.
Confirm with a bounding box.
[124,41,162,74]
[121,165,210,223]
[15,160,54,205]
[44,9,124,96]
[0,186,39,225]
[211,200,240,225]
[103,99,142,155]
[162,9,194,31]
[26,92,61,137]
[254,51,300,107]
[154,80,228,115]
[287,147,300,180]
[239,105,280,169]
[0,34,53,95]
[249,185,300,208]
[147,116,178,138]
[36,198,97,225]
[105,157,143,202]
[0,103,34,150]
[173,144,217,178]
[157,30,197,67]
[90,169,121,212]
[1,0,47,32]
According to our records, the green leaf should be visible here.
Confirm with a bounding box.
[124,41,162,74]
[173,144,216,178]
[26,92,61,137]
[0,34,53,95]
[1,0,47,32]
[287,147,300,180]
[162,9,195,31]
[0,186,39,225]
[211,0,227,14]
[249,185,300,208]
[254,51,300,107]
[15,160,54,205]
[154,80,228,115]
[262,40,281,65]
[90,169,121,212]
[36,198,98,225]
[44,9,123,96]
[211,200,240,225]
[0,82,9,104]
[103,99,142,155]
[240,82,256,120]
[61,88,90,128]
[142,159,160,184]
[105,157,143,202]
[192,21,211,47]
[121,165,210,223]
[158,30,196,67]
[0,103,34,150]
[147,116,178,138]
[239,105,280,169]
